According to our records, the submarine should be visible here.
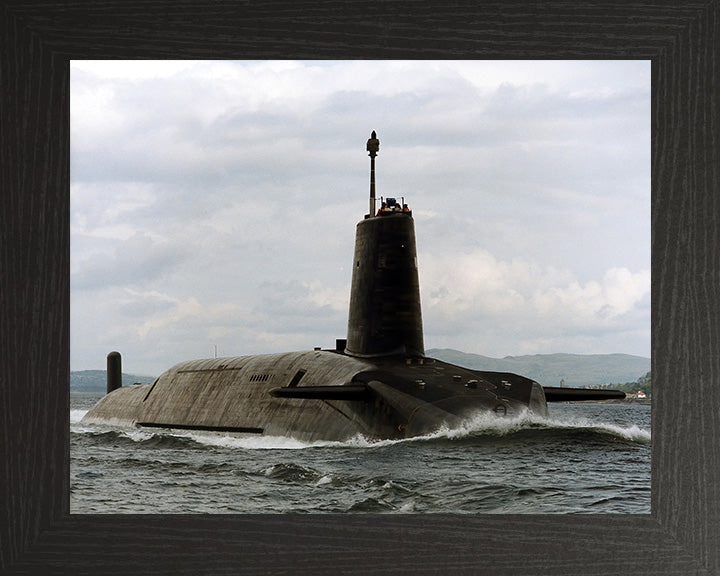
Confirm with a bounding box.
[82,131,625,442]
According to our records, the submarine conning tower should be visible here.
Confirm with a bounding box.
[345,131,425,358]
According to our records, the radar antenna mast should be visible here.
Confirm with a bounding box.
[366,130,380,216]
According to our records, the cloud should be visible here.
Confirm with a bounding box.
[72,230,184,291]
[70,60,650,374]
[420,245,650,356]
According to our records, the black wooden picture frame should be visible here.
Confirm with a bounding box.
[2,2,718,574]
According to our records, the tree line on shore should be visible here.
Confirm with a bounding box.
[606,371,651,397]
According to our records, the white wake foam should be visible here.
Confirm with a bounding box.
[70,409,89,424]
[71,408,650,448]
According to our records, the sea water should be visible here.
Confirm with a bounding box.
[70,393,651,514]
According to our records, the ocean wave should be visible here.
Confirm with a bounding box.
[330,411,651,447]
[71,409,650,450]
[533,413,651,444]
[70,409,89,424]
[347,496,397,512]
[261,462,325,483]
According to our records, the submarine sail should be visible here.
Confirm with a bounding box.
[82,131,624,441]
[345,201,424,358]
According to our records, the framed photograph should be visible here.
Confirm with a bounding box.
[2,2,718,574]
[69,59,651,517]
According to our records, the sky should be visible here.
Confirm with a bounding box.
[70,60,650,376]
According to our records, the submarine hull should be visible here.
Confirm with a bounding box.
[82,350,548,442]
[81,132,624,441]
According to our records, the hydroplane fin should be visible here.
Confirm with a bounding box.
[542,387,626,402]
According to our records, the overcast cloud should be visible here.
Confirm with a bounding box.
[70,60,650,376]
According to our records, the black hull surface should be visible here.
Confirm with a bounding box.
[81,350,548,442]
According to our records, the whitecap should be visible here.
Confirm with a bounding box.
[70,409,89,424]
[70,408,650,448]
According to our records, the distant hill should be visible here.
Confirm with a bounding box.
[70,370,155,393]
[71,350,650,392]
[426,349,650,388]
